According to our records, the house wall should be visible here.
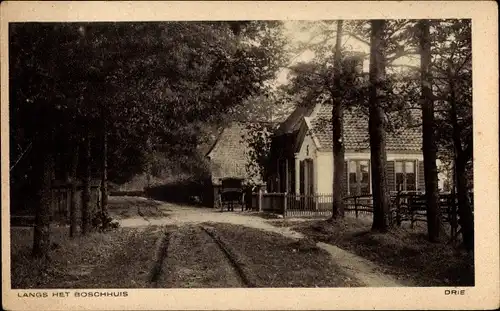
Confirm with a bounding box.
[314,150,446,195]
[296,134,317,161]
[296,134,318,194]
[316,151,333,194]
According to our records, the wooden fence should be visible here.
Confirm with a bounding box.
[50,181,101,223]
[248,192,383,217]
[249,191,469,241]
[231,185,470,237]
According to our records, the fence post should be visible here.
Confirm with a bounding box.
[283,192,287,218]
[355,197,359,218]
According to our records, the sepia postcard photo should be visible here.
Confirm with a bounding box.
[1,1,498,310]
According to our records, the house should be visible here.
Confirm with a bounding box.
[204,122,266,207]
[268,102,445,196]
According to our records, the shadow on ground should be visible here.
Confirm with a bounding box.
[144,181,207,207]
[108,196,168,219]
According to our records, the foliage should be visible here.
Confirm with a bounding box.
[243,122,276,187]
[9,21,287,188]
[91,211,120,232]
[238,91,294,188]
[9,21,287,257]
[282,20,471,172]
[431,20,472,164]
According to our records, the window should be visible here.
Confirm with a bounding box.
[395,160,416,191]
[348,160,371,195]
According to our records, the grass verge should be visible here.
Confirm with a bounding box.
[280,218,474,286]
[206,222,362,287]
[11,226,163,288]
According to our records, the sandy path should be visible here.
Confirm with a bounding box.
[316,242,402,287]
[157,226,244,288]
[115,198,405,287]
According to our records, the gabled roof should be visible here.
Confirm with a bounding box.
[294,117,322,152]
[206,122,263,185]
[308,103,422,152]
[274,104,316,135]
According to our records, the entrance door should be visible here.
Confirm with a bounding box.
[300,159,314,195]
[305,159,314,195]
[299,159,315,209]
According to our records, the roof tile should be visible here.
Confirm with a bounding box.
[309,104,422,152]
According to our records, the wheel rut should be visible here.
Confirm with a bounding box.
[148,230,171,286]
[201,225,256,287]
[152,225,246,288]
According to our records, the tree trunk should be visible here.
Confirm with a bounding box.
[146,137,152,190]
[418,20,442,242]
[81,134,91,235]
[449,79,474,252]
[69,144,79,238]
[455,155,474,251]
[331,20,345,219]
[32,143,54,258]
[101,119,108,214]
[369,20,390,232]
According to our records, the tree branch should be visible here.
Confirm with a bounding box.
[455,52,472,73]
[10,142,33,172]
[344,31,370,46]
[387,63,420,70]
[386,49,419,63]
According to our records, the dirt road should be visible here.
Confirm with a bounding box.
[109,196,405,287]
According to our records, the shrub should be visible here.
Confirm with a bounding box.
[92,211,120,232]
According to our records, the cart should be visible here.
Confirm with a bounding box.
[218,178,245,212]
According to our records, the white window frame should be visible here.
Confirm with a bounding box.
[347,159,371,196]
[394,159,418,192]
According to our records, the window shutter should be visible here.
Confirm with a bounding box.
[387,161,395,192]
[343,160,348,196]
[418,160,425,192]
[299,161,304,194]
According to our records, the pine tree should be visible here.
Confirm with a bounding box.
[369,20,390,232]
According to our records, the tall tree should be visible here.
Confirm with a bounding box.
[418,20,442,242]
[69,144,79,238]
[100,114,108,214]
[10,21,286,251]
[32,133,54,258]
[369,20,390,232]
[431,20,473,250]
[331,20,346,219]
[80,133,92,235]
